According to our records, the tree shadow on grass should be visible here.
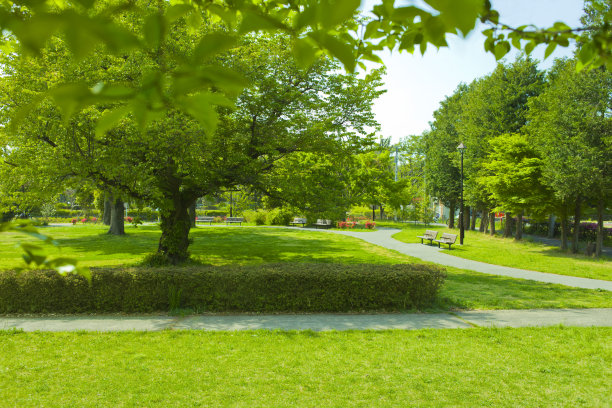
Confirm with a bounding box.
[51,227,376,265]
[440,269,612,310]
[189,228,378,265]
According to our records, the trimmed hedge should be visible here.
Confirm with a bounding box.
[0,264,446,314]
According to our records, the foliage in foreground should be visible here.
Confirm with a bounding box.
[1,327,610,408]
[0,263,446,314]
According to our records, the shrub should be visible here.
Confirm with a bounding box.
[266,208,293,226]
[242,209,267,225]
[365,220,376,229]
[0,264,447,313]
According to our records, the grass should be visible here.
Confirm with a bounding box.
[0,224,408,268]
[1,224,611,310]
[388,223,612,281]
[0,327,610,407]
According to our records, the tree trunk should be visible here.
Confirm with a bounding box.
[372,205,376,221]
[188,202,196,229]
[490,212,496,236]
[560,209,569,251]
[463,206,470,230]
[503,212,514,238]
[571,197,581,254]
[470,209,477,231]
[515,210,524,241]
[547,214,556,238]
[480,211,488,233]
[157,197,195,265]
[596,199,604,257]
[107,196,125,235]
[379,204,384,220]
[448,201,456,229]
[103,194,112,226]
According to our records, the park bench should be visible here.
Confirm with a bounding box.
[225,217,243,226]
[313,219,333,229]
[290,217,307,227]
[417,230,438,245]
[196,216,214,225]
[434,233,458,250]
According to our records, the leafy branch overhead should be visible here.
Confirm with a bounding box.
[0,221,90,281]
[1,0,609,135]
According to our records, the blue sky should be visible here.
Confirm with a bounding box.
[362,0,585,143]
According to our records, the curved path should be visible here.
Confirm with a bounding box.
[307,227,612,291]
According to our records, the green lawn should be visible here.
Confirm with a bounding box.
[1,327,610,407]
[1,225,611,310]
[388,223,612,281]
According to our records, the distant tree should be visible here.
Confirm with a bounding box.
[479,133,554,240]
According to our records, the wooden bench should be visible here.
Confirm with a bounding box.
[434,233,458,249]
[196,216,214,225]
[225,217,243,226]
[289,217,307,227]
[313,219,333,229]
[417,230,438,245]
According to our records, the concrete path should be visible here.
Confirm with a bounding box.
[312,228,612,291]
[2,309,611,332]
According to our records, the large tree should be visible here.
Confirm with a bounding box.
[2,24,384,263]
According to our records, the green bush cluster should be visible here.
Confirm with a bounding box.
[0,264,446,313]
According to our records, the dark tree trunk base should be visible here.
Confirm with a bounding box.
[107,196,125,235]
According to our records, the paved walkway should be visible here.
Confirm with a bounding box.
[308,228,612,291]
[2,309,611,332]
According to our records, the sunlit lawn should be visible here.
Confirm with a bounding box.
[1,327,610,407]
[1,224,610,310]
[386,222,612,281]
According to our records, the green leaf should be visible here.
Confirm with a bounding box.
[544,42,557,59]
[309,32,356,72]
[239,10,286,34]
[493,41,510,60]
[193,32,237,63]
[144,13,165,49]
[165,4,194,23]
[180,92,235,136]
[319,0,361,29]
[293,37,318,67]
[391,6,426,22]
[49,83,94,121]
[96,105,131,137]
[425,0,482,36]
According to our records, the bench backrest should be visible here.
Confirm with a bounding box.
[197,216,214,221]
[293,218,307,223]
[424,230,438,239]
[316,219,332,225]
[226,217,244,222]
[440,233,457,243]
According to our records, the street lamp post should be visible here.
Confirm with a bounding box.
[457,142,465,245]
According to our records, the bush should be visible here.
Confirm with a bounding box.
[266,208,293,226]
[0,264,446,313]
[243,209,267,225]
[205,210,228,217]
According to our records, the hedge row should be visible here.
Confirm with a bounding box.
[0,264,446,314]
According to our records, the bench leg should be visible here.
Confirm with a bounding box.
[420,238,424,244]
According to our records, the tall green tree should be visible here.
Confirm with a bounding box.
[457,56,545,236]
[526,58,611,255]
[479,133,554,240]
